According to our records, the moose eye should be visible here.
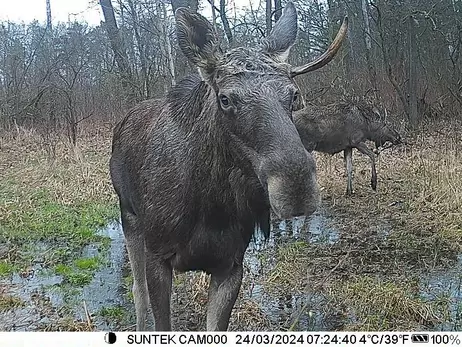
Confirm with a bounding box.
[219,94,230,108]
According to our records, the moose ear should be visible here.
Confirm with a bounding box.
[175,8,220,76]
[261,2,298,62]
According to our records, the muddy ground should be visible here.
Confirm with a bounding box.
[0,123,461,331]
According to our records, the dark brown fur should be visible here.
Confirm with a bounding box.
[109,2,346,331]
[294,101,402,194]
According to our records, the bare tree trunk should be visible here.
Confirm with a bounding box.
[62,89,78,146]
[117,0,125,26]
[408,14,418,128]
[373,1,409,117]
[220,0,233,45]
[99,0,136,107]
[344,1,356,81]
[361,0,378,99]
[361,0,371,50]
[46,0,52,30]
[127,0,150,98]
[327,0,352,81]
[162,1,176,87]
[266,0,272,36]
[211,0,217,30]
[326,0,340,69]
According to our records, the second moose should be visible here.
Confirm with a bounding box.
[294,101,402,195]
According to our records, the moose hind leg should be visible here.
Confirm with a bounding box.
[122,212,150,331]
[344,147,353,195]
[146,252,173,331]
[206,263,243,331]
[355,142,377,191]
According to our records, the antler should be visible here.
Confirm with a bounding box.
[290,16,348,77]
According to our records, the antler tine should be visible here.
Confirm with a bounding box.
[290,16,348,77]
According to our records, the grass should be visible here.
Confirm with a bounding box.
[0,294,25,311]
[1,196,116,260]
[54,257,101,287]
[0,261,16,277]
[266,241,310,291]
[122,273,134,302]
[0,128,118,278]
[260,121,462,330]
[327,276,444,330]
[75,257,101,271]
[0,120,461,331]
[0,127,120,329]
[99,305,128,321]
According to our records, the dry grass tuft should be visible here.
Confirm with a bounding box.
[0,128,116,207]
[41,317,95,332]
[266,241,310,292]
[231,299,271,330]
[327,276,444,330]
[0,294,25,311]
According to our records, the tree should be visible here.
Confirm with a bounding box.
[46,0,52,30]
[0,0,461,135]
[99,0,136,107]
[220,0,233,45]
[408,14,418,128]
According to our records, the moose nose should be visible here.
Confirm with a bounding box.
[257,132,320,220]
[266,173,320,220]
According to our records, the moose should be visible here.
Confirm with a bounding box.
[294,101,402,195]
[109,3,348,331]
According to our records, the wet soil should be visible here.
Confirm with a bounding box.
[1,204,460,331]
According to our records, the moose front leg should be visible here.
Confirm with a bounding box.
[344,147,354,195]
[122,218,150,331]
[354,142,377,191]
[146,253,173,331]
[206,263,243,331]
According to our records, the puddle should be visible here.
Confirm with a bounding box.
[261,209,339,248]
[1,206,461,331]
[0,221,130,331]
[420,254,462,331]
[244,207,341,330]
[79,221,131,329]
[0,267,63,330]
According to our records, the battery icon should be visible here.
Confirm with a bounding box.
[411,334,429,343]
